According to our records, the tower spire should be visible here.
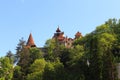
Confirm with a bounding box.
[56,26,61,32]
[26,33,36,48]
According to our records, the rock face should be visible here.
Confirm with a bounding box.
[117,63,120,79]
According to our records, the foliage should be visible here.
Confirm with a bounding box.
[44,39,56,61]
[12,66,22,80]
[6,51,14,64]
[43,60,66,80]
[26,59,46,80]
[0,57,13,80]
[27,72,43,80]
[29,58,46,73]
[1,18,120,80]
[29,48,43,63]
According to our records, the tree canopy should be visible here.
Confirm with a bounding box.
[0,19,120,80]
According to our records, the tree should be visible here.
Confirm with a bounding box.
[12,37,45,80]
[16,38,26,56]
[98,33,117,80]
[29,58,46,73]
[87,23,117,80]
[27,59,46,80]
[44,39,65,62]
[43,60,66,80]
[12,66,22,80]
[4,18,120,80]
[0,57,13,80]
[29,48,43,64]
[27,72,43,80]
[17,47,30,78]
[42,62,56,80]
[6,51,14,64]
[44,39,58,61]
[105,19,120,59]
[88,35,103,80]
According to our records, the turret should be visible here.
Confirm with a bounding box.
[75,31,82,39]
[26,33,36,48]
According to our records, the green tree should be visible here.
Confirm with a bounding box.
[43,62,55,80]
[12,66,22,80]
[99,33,117,80]
[87,23,117,80]
[88,35,103,80]
[43,60,66,80]
[0,57,13,80]
[44,39,65,62]
[27,59,46,80]
[6,51,14,64]
[17,47,30,79]
[29,58,46,73]
[16,38,26,59]
[105,19,120,60]
[29,48,43,64]
[27,72,43,80]
[44,39,57,61]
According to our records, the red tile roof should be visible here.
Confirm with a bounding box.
[26,33,36,47]
[75,31,82,38]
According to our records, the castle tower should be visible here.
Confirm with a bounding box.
[53,27,65,41]
[56,27,61,33]
[26,33,36,48]
[75,31,82,39]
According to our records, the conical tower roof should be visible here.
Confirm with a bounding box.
[26,33,36,47]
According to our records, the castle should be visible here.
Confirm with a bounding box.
[25,27,120,79]
[26,27,82,48]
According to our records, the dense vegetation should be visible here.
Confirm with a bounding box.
[0,19,120,80]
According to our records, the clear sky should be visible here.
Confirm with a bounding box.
[0,0,120,57]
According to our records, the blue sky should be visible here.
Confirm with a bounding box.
[0,0,120,56]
